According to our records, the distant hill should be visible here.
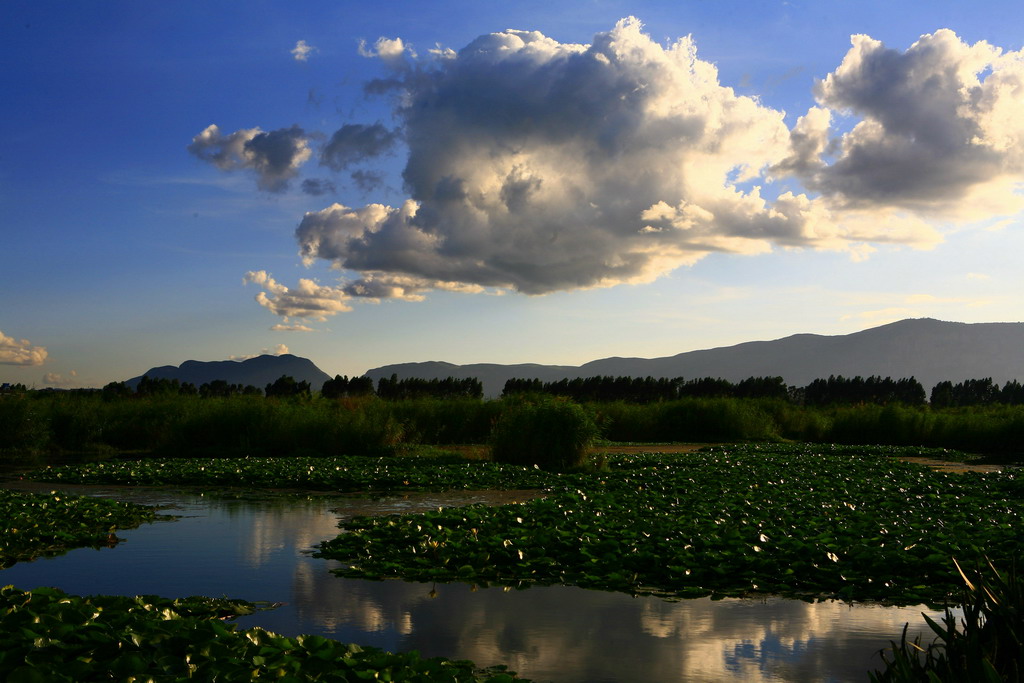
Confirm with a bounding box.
[364,319,1024,397]
[126,354,332,392]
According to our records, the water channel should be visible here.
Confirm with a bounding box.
[1,483,946,682]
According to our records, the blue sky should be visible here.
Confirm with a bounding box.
[3,1,1023,388]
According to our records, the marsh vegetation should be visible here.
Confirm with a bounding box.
[2,386,1023,460]
[2,382,1023,680]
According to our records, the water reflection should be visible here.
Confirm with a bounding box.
[278,569,937,682]
[0,484,944,682]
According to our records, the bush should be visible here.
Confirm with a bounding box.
[489,395,599,470]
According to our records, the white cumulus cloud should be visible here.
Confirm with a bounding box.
[291,40,316,62]
[43,370,78,387]
[297,18,840,300]
[188,124,312,192]
[271,323,316,332]
[228,344,291,361]
[244,270,352,321]
[789,29,1024,218]
[234,20,1024,320]
[0,330,48,366]
[358,36,414,67]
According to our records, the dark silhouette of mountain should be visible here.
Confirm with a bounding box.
[126,354,332,391]
[364,319,1024,397]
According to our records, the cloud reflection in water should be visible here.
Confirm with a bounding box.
[0,486,943,682]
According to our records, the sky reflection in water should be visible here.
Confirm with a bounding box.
[1,487,945,682]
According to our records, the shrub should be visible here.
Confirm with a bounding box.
[490,395,599,470]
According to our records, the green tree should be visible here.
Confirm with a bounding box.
[101,381,131,401]
[265,375,310,398]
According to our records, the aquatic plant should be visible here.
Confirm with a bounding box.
[870,559,1024,682]
[314,444,1024,604]
[0,489,156,568]
[16,444,1021,604]
[25,454,559,492]
[0,586,526,682]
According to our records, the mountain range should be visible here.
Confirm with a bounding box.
[364,319,1024,397]
[125,354,332,391]
[122,319,1024,398]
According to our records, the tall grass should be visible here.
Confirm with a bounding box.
[595,398,781,442]
[0,395,404,458]
[159,397,407,457]
[870,559,1024,681]
[3,392,1024,458]
[656,398,779,441]
[0,396,49,453]
[823,403,1024,454]
[385,398,498,444]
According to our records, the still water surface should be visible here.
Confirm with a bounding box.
[1,484,945,682]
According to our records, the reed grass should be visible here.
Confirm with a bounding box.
[3,392,1024,458]
[870,559,1024,682]
[489,394,599,470]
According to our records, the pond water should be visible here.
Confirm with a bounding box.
[1,483,947,683]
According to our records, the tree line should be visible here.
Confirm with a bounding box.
[92,373,483,401]
[8,372,1022,407]
[503,374,1024,407]
[374,374,483,400]
[502,375,790,402]
[930,378,1024,407]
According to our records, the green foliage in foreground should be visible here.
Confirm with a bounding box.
[24,455,559,492]
[871,560,1024,682]
[0,586,526,682]
[0,489,156,568]
[314,444,1024,605]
